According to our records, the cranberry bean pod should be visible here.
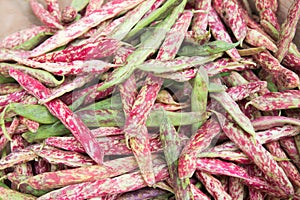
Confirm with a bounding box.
[251,116,300,131]
[226,81,267,101]
[45,0,61,22]
[31,38,121,63]
[253,51,300,89]
[247,90,300,111]
[245,28,278,53]
[85,0,105,16]
[196,158,286,196]
[275,0,300,62]
[160,110,193,200]
[265,141,300,187]
[228,177,244,200]
[123,4,188,186]
[190,183,211,200]
[0,26,54,49]
[279,137,300,169]
[96,1,187,92]
[209,79,256,137]
[108,0,157,40]
[178,118,221,179]
[24,156,140,190]
[29,0,63,30]
[37,161,169,200]
[9,69,104,165]
[195,170,232,200]
[30,0,145,57]
[213,0,247,43]
[192,0,211,44]
[216,116,294,196]
[0,187,36,200]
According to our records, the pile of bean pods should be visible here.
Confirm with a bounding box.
[0,0,300,199]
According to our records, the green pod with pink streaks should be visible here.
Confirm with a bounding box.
[0,63,64,87]
[178,118,221,179]
[39,74,97,104]
[0,26,55,49]
[0,83,22,95]
[37,160,169,200]
[142,0,166,19]
[123,3,189,186]
[14,31,54,51]
[139,54,222,74]
[23,156,141,190]
[29,0,63,30]
[108,0,158,41]
[191,0,211,44]
[0,187,37,200]
[280,137,300,169]
[124,0,183,40]
[97,0,188,92]
[45,0,61,21]
[30,0,145,57]
[213,0,247,43]
[198,150,251,164]
[253,51,300,89]
[208,7,241,61]
[160,110,193,200]
[32,38,121,63]
[228,177,244,199]
[32,147,95,167]
[216,115,294,196]
[266,141,300,187]
[245,28,278,53]
[155,68,198,82]
[190,183,211,200]
[6,103,57,124]
[247,90,300,111]
[251,116,300,131]
[9,69,105,165]
[209,79,256,137]
[178,41,239,57]
[196,158,287,197]
[226,81,267,101]
[191,67,209,132]
[275,0,300,62]
[204,58,258,77]
[195,171,232,200]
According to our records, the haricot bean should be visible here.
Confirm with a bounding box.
[1,0,300,198]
